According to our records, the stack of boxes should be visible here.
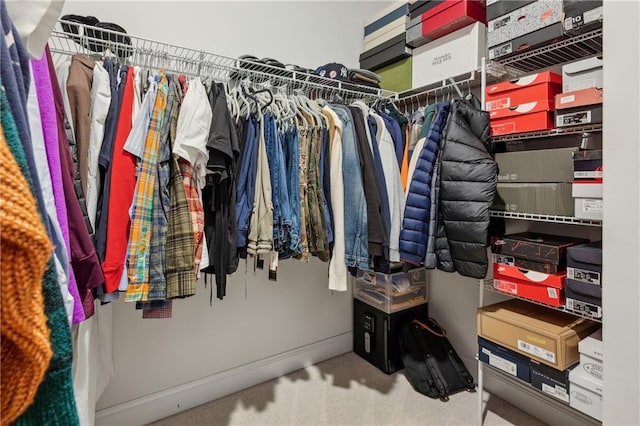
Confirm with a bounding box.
[555,56,603,128]
[359,2,413,92]
[493,147,576,216]
[477,300,600,403]
[569,330,603,420]
[566,242,603,318]
[352,268,428,374]
[491,232,588,307]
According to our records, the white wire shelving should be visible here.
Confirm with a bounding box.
[489,210,603,227]
[491,123,603,143]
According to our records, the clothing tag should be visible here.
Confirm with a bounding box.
[256,255,265,270]
[268,251,278,281]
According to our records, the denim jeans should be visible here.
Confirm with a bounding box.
[279,126,301,259]
[319,127,333,246]
[330,105,369,270]
[236,114,259,251]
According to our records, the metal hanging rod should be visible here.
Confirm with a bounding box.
[49,19,398,100]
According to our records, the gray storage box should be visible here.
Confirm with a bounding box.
[488,0,563,48]
[489,22,565,60]
[493,183,574,216]
[562,56,603,92]
[496,148,577,183]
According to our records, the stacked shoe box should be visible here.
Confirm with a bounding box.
[360,2,413,91]
[572,148,603,221]
[353,268,428,374]
[492,148,576,217]
[491,232,588,307]
[569,329,604,420]
[408,0,487,89]
[487,0,565,61]
[486,71,562,136]
[565,242,603,318]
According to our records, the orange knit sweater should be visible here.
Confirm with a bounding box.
[0,129,53,425]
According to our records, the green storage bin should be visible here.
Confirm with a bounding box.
[376,57,412,93]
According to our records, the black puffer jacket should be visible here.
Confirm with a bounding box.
[435,98,497,279]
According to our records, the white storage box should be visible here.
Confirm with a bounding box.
[364,17,410,51]
[412,22,486,89]
[569,367,603,421]
[354,268,428,314]
[578,329,603,383]
[574,198,603,221]
[562,56,604,92]
[572,183,602,199]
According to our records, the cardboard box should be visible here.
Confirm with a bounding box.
[492,253,565,275]
[360,38,412,72]
[578,329,603,382]
[477,299,600,369]
[488,0,563,48]
[555,87,603,128]
[573,150,602,181]
[365,1,410,31]
[492,183,574,216]
[376,57,413,92]
[496,232,588,265]
[496,147,576,183]
[490,104,555,136]
[406,15,427,48]
[494,263,566,288]
[364,19,409,51]
[531,361,573,403]
[572,183,602,199]
[412,22,486,89]
[487,0,537,21]
[569,366,603,421]
[409,0,445,19]
[562,56,603,92]
[486,71,562,111]
[406,1,486,48]
[565,241,603,315]
[354,268,428,314]
[563,0,603,36]
[479,336,532,383]
[573,197,602,221]
[492,277,565,307]
[489,22,565,60]
[353,298,428,374]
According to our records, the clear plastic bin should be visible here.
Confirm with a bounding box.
[354,268,428,313]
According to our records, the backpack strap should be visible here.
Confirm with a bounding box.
[412,318,447,337]
[442,338,476,392]
[413,323,450,401]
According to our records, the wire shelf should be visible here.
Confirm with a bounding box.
[490,123,603,142]
[483,281,603,323]
[48,20,397,100]
[489,210,602,227]
[492,29,603,73]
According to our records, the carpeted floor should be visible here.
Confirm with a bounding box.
[149,352,545,426]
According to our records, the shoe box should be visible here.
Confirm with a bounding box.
[565,242,603,318]
[555,87,602,128]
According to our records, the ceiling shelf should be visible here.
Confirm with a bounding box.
[492,29,603,73]
[489,210,602,227]
[483,281,603,323]
[490,123,603,143]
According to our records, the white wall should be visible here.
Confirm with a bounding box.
[602,1,640,424]
[58,1,391,423]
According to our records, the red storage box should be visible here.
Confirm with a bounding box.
[493,263,566,307]
[487,72,562,136]
[420,0,487,42]
[486,72,562,112]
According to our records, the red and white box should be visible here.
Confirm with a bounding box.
[493,263,566,307]
[419,0,486,42]
[486,72,562,136]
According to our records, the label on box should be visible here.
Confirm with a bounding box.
[547,287,559,299]
[489,353,518,377]
[487,97,510,111]
[494,279,517,295]
[564,17,574,31]
[574,170,604,179]
[583,199,603,213]
[490,15,511,32]
[583,361,604,382]
[560,95,576,104]
[584,7,603,24]
[493,254,515,266]
[567,267,600,285]
[489,43,512,60]
[518,339,556,364]
[557,110,592,127]
[542,383,570,403]
[566,298,603,318]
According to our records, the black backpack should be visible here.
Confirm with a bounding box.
[399,318,475,401]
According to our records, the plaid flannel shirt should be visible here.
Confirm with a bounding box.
[125,76,168,302]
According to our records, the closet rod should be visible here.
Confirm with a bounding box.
[396,70,478,106]
[49,19,398,101]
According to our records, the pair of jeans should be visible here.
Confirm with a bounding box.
[330,105,369,270]
[280,125,301,259]
[307,127,329,261]
[236,114,259,254]
[319,127,333,247]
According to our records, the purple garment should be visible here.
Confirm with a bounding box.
[31,55,86,323]
[46,46,105,319]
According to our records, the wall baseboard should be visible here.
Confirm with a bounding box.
[96,332,353,425]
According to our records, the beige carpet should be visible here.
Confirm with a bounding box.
[150,352,544,426]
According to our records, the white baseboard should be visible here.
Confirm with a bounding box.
[96,332,353,425]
